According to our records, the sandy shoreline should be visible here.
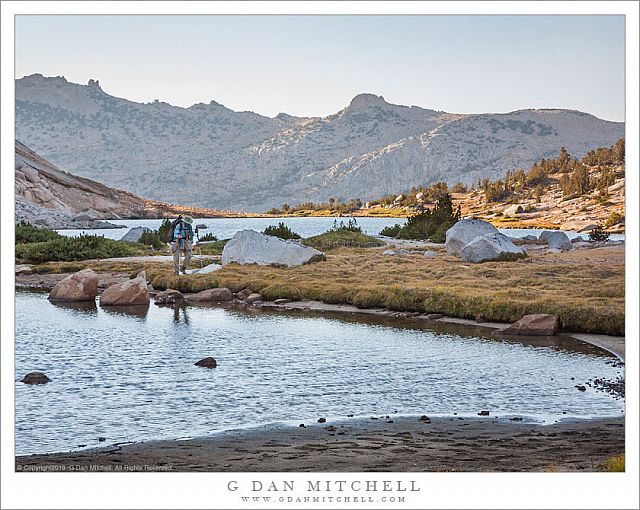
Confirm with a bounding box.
[15,416,624,472]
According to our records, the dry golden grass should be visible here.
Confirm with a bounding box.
[25,246,623,335]
[600,454,625,472]
[140,246,624,336]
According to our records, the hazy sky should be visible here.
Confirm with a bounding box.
[15,15,625,121]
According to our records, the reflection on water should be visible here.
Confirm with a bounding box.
[50,300,98,314]
[15,291,624,455]
[101,304,150,319]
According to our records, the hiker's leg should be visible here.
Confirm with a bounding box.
[182,248,192,272]
[172,244,180,274]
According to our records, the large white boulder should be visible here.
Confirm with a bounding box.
[222,230,324,267]
[121,226,152,243]
[445,219,498,255]
[540,230,573,251]
[459,233,525,263]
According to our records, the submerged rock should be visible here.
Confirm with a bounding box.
[502,314,559,336]
[189,287,234,302]
[222,229,324,267]
[48,268,98,302]
[445,219,498,256]
[195,357,217,368]
[477,410,490,416]
[21,372,51,385]
[154,289,184,304]
[100,271,150,306]
[459,232,524,263]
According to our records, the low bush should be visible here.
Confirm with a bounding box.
[263,222,301,240]
[589,225,610,242]
[15,234,142,263]
[198,233,218,242]
[137,230,165,249]
[379,224,402,237]
[384,194,460,242]
[15,222,62,244]
[303,230,384,251]
[604,211,624,228]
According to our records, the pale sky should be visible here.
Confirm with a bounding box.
[15,15,625,121]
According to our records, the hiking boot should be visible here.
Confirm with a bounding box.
[180,268,187,275]
[173,271,179,276]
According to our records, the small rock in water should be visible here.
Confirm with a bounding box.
[195,357,218,368]
[273,298,292,305]
[386,420,394,423]
[98,437,106,442]
[21,372,51,385]
[575,385,587,392]
[477,411,490,416]
[509,417,523,421]
[325,426,337,432]
[299,423,305,428]
[346,414,354,417]
[419,415,431,422]
[317,417,326,423]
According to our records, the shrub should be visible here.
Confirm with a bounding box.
[379,224,402,237]
[198,233,219,242]
[330,218,362,233]
[303,230,384,251]
[263,222,301,240]
[158,218,173,243]
[392,194,461,242]
[15,222,62,244]
[137,230,165,249]
[604,211,624,228]
[589,225,610,242]
[600,454,624,472]
[15,234,142,263]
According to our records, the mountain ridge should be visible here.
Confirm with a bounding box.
[15,74,624,211]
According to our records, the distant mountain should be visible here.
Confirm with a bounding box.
[15,74,624,211]
[15,140,243,229]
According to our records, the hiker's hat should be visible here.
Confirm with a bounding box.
[184,216,193,224]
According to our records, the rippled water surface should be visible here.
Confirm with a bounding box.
[15,291,624,455]
[55,216,626,241]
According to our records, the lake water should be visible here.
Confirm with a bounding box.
[54,217,625,242]
[15,291,624,455]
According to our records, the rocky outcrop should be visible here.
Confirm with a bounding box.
[121,226,152,242]
[504,204,524,216]
[445,219,499,256]
[48,269,99,302]
[222,230,324,267]
[154,289,184,304]
[188,288,234,302]
[459,233,525,263]
[502,314,560,336]
[100,271,150,306]
[14,140,234,228]
[21,372,51,385]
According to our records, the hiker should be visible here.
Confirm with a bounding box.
[169,215,194,275]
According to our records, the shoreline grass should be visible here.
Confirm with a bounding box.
[21,246,624,336]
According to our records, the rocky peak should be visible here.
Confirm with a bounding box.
[347,93,388,111]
